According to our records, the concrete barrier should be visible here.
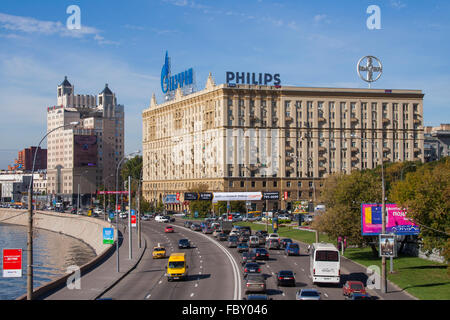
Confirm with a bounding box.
[0,209,117,300]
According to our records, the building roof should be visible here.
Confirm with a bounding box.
[60,76,72,87]
[100,83,113,95]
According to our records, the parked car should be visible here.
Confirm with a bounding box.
[184,221,193,228]
[342,281,367,297]
[243,262,261,276]
[178,239,191,249]
[279,238,293,249]
[244,274,266,294]
[265,239,280,250]
[141,215,151,221]
[296,289,321,300]
[94,207,103,215]
[202,227,214,234]
[285,243,300,256]
[276,270,296,287]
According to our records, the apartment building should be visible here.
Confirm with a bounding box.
[46,77,125,206]
[142,74,424,211]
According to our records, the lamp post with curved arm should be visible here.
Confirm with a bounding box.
[27,121,80,300]
[351,133,387,293]
[115,150,140,272]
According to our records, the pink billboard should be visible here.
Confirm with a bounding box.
[361,203,420,235]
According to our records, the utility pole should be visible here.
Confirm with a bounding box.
[128,175,132,260]
[27,185,33,300]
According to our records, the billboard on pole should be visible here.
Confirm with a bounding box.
[2,249,22,277]
[361,203,420,235]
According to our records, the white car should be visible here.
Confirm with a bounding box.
[94,208,103,215]
[155,215,169,223]
[266,233,280,242]
[119,212,128,219]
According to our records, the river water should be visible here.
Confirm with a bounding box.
[0,223,96,300]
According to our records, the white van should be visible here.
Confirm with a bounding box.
[310,243,340,284]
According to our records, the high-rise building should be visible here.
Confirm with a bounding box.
[424,124,450,162]
[142,74,424,211]
[17,147,47,171]
[46,76,125,206]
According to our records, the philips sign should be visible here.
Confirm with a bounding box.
[161,51,194,95]
[226,72,281,86]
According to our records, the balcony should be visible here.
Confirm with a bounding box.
[382,118,390,125]
[286,166,294,172]
[351,147,359,153]
[383,157,390,162]
[318,146,327,153]
[285,116,294,123]
[318,156,327,162]
[351,156,359,162]
[318,117,326,123]
[383,147,390,153]
[414,147,421,153]
[285,156,294,163]
[351,117,358,123]
[319,166,327,172]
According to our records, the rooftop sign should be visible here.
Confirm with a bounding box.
[161,51,194,97]
[226,72,281,86]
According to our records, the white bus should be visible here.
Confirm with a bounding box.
[310,243,340,284]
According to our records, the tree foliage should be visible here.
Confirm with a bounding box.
[390,157,450,263]
[188,183,211,217]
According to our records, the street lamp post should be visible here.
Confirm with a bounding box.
[351,133,387,293]
[102,174,115,221]
[115,151,140,272]
[27,121,79,300]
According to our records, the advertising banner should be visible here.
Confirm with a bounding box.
[184,192,198,201]
[199,192,213,201]
[74,135,97,167]
[164,194,180,204]
[361,204,420,235]
[293,200,309,214]
[212,192,262,203]
[103,228,114,245]
[98,191,128,195]
[3,249,22,277]
[262,192,279,200]
[379,234,396,257]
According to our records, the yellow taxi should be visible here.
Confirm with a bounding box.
[152,244,166,259]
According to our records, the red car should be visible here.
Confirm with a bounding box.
[164,225,174,233]
[342,281,367,296]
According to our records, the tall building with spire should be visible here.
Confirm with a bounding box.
[47,76,125,206]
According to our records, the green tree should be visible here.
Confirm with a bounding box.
[312,170,382,247]
[187,183,211,217]
[390,157,450,265]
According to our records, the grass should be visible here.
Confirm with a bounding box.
[235,221,450,300]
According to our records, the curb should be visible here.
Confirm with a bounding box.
[92,232,148,300]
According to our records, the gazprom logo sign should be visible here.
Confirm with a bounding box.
[161,51,194,94]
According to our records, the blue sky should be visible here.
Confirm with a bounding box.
[0,0,449,169]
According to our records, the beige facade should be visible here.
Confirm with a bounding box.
[47,77,125,205]
[142,75,424,210]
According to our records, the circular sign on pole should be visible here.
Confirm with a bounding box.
[357,56,383,88]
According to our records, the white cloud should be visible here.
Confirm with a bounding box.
[0,12,116,45]
[390,1,407,9]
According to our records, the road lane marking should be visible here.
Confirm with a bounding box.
[324,293,329,298]
[146,294,151,299]
[190,293,194,297]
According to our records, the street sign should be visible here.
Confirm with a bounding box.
[194,211,199,218]
[131,215,136,227]
[262,192,279,200]
[103,228,114,245]
[2,249,22,277]
[109,212,115,220]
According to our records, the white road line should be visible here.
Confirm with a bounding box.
[158,280,162,284]
[190,293,194,297]
[195,283,198,287]
[324,293,329,298]
[146,294,151,299]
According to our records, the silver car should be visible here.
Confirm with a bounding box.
[244,274,266,294]
[296,289,321,300]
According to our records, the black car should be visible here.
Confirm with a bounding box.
[243,294,272,300]
[252,248,269,260]
[279,238,293,249]
[243,262,261,276]
[241,252,257,265]
[178,239,190,249]
[276,270,296,287]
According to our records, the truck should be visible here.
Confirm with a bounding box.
[220,221,233,234]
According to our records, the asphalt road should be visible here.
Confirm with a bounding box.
[98,218,413,300]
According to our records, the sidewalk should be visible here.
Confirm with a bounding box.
[41,220,147,300]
